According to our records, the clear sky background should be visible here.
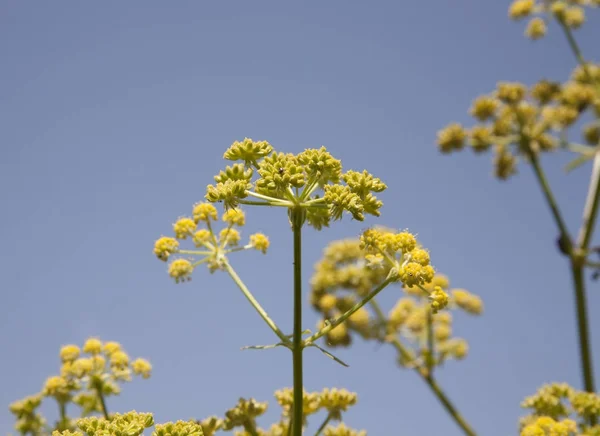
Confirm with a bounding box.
[1,2,599,435]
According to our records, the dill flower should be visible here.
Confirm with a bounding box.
[452,289,484,314]
[509,0,535,19]
[408,248,430,266]
[168,259,194,283]
[429,286,450,314]
[319,294,338,312]
[470,96,499,121]
[110,350,129,368]
[219,228,241,246]
[60,345,80,363]
[173,218,197,240]
[250,233,269,254]
[83,338,102,355]
[395,232,417,253]
[564,6,585,28]
[222,208,246,226]
[193,229,212,247]
[154,237,179,261]
[323,422,366,436]
[469,125,494,153]
[319,388,358,420]
[497,82,527,104]
[526,17,547,39]
[43,376,69,397]
[131,358,152,379]
[437,123,467,153]
[193,202,218,223]
[103,341,122,356]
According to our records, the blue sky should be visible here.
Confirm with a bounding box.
[1,1,599,435]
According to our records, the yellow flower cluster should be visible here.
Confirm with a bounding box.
[508,0,598,39]
[520,383,600,434]
[196,388,361,436]
[8,394,45,435]
[437,66,600,179]
[521,416,577,436]
[310,237,482,372]
[9,339,152,435]
[153,203,270,282]
[205,139,386,228]
[323,423,367,436]
[221,398,268,431]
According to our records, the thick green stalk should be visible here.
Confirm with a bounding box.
[369,299,477,436]
[291,208,304,436]
[570,262,597,426]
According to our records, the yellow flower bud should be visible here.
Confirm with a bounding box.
[222,208,246,226]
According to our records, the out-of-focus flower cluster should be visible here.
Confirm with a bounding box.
[310,234,482,370]
[437,64,600,179]
[204,138,386,229]
[195,388,365,436]
[154,203,270,283]
[52,412,206,436]
[9,339,151,435]
[519,383,600,435]
[508,0,599,40]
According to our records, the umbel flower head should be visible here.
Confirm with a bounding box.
[310,235,482,369]
[519,382,600,435]
[436,63,600,180]
[508,0,596,40]
[9,337,153,436]
[153,204,270,282]
[205,139,386,229]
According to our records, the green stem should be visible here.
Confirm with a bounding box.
[95,385,109,420]
[291,208,304,436]
[370,299,476,436]
[224,262,291,344]
[314,413,332,436]
[426,309,435,376]
[304,277,394,346]
[577,154,600,250]
[246,190,294,206]
[422,376,477,436]
[570,262,597,426]
[528,151,572,249]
